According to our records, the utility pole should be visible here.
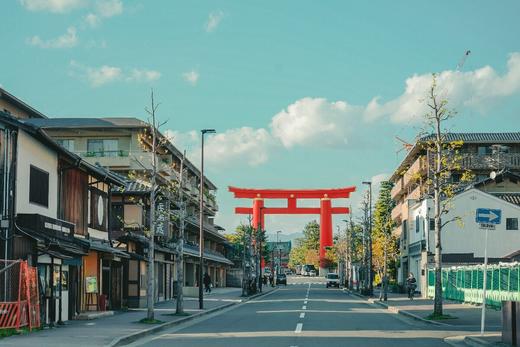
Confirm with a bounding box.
[276,230,282,275]
[175,151,186,314]
[362,181,373,296]
[199,129,215,310]
[257,223,263,293]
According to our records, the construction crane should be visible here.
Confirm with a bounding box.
[456,50,471,71]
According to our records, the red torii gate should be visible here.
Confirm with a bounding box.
[228,186,356,274]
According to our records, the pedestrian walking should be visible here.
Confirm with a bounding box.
[203,272,212,293]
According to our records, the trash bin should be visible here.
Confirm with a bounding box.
[98,294,107,311]
[502,301,520,346]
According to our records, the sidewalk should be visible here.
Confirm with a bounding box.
[352,289,502,331]
[0,286,276,347]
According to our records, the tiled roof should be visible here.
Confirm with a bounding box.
[24,117,148,129]
[493,193,520,207]
[420,133,520,143]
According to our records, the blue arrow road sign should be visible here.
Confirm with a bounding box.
[476,208,502,224]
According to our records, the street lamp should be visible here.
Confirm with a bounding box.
[362,181,373,296]
[276,230,282,276]
[199,128,215,310]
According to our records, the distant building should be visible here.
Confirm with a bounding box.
[408,171,520,295]
[25,117,232,306]
[389,133,520,286]
[266,241,291,270]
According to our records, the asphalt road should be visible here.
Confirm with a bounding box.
[129,276,469,347]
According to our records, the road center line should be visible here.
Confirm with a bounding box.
[299,312,305,318]
[295,323,303,333]
[302,305,306,310]
[304,300,308,304]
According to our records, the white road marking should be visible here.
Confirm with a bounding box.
[302,305,306,310]
[299,312,305,318]
[304,300,307,304]
[295,323,303,333]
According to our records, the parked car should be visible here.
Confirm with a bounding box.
[309,269,317,277]
[326,273,340,288]
[302,264,316,276]
[276,273,287,285]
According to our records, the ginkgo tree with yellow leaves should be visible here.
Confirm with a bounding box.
[418,74,474,318]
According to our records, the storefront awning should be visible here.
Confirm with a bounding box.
[80,239,130,258]
[19,226,88,259]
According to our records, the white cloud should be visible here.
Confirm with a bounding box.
[270,97,361,148]
[28,26,78,48]
[182,70,199,86]
[70,61,121,87]
[84,13,100,27]
[127,69,161,82]
[364,52,520,124]
[95,0,122,17]
[84,0,123,27]
[205,10,224,32]
[271,53,520,148]
[168,127,274,168]
[165,53,520,171]
[19,0,85,13]
[69,61,161,87]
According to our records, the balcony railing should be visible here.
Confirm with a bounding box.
[403,156,427,190]
[391,177,404,200]
[391,203,402,222]
[460,153,520,170]
[83,150,129,157]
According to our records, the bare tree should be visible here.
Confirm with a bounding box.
[144,90,159,321]
[175,152,187,314]
[421,74,473,317]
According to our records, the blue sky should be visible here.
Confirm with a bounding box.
[2,1,520,235]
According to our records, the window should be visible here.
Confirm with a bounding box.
[429,218,435,231]
[89,188,107,230]
[478,146,492,155]
[56,139,75,152]
[402,220,408,239]
[506,218,518,230]
[415,215,420,233]
[451,173,462,183]
[111,203,124,230]
[29,165,49,207]
[87,139,119,157]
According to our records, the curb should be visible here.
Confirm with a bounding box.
[345,289,449,327]
[107,288,279,347]
[463,334,502,347]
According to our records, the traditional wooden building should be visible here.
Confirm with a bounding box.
[0,111,125,325]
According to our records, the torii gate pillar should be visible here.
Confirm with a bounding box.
[320,197,332,274]
[252,198,264,230]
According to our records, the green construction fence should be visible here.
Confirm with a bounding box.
[427,263,520,309]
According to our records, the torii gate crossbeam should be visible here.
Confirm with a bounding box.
[229,186,356,275]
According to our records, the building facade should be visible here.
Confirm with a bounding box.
[0,111,125,325]
[390,133,520,290]
[26,117,232,308]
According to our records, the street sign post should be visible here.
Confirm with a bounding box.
[476,208,501,336]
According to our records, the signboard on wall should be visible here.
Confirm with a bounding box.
[155,199,170,236]
[86,276,98,293]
